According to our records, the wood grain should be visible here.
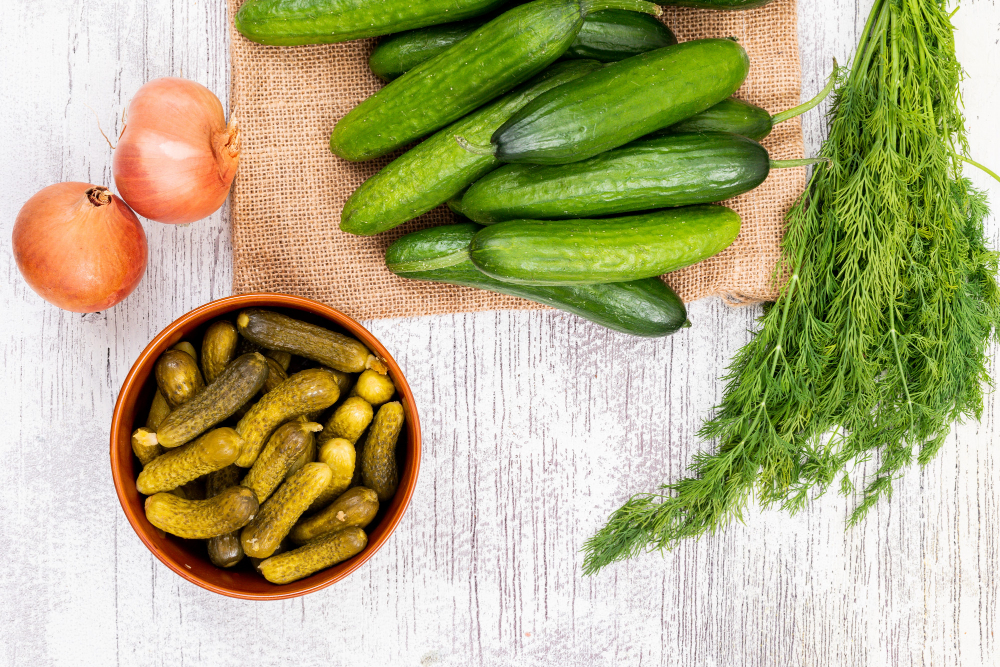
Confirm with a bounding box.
[0,0,997,665]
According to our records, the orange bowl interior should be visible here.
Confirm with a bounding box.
[110,293,421,600]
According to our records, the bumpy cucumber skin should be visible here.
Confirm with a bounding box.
[323,396,374,445]
[242,421,321,503]
[369,20,485,81]
[663,0,773,8]
[136,428,243,495]
[460,132,770,222]
[242,462,332,559]
[144,486,259,540]
[660,98,773,141]
[369,10,674,81]
[293,486,378,544]
[469,205,741,285]
[201,320,239,384]
[350,370,396,406]
[330,0,586,161]
[155,349,205,409]
[386,223,688,337]
[493,38,750,164]
[156,353,271,448]
[205,465,246,568]
[235,0,508,46]
[237,309,371,373]
[259,527,368,585]
[566,9,675,61]
[235,368,342,467]
[341,60,602,236]
[308,438,357,512]
[360,402,405,502]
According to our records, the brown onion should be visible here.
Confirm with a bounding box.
[12,183,148,312]
[113,77,240,224]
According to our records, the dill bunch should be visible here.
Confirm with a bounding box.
[583,0,1000,574]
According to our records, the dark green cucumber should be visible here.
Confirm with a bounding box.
[386,223,689,337]
[566,9,675,60]
[330,0,661,161]
[660,98,773,141]
[469,205,741,284]
[654,67,838,140]
[235,0,508,46]
[459,132,769,222]
[491,38,749,164]
[341,60,603,236]
[660,0,773,8]
[369,10,675,81]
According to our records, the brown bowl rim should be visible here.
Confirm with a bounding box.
[110,292,421,600]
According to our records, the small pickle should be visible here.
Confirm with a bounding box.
[155,349,205,408]
[261,357,289,393]
[236,309,372,373]
[360,401,405,502]
[259,527,368,584]
[241,462,332,559]
[132,427,162,467]
[235,368,342,467]
[201,320,239,383]
[286,420,318,477]
[292,486,377,544]
[323,396,373,445]
[136,428,243,495]
[242,421,321,503]
[156,352,270,448]
[264,349,292,371]
[145,486,259,539]
[350,369,396,406]
[146,390,171,432]
[307,438,356,513]
[205,465,245,568]
[171,341,198,360]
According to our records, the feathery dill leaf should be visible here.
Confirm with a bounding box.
[583,0,1000,574]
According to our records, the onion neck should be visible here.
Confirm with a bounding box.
[87,187,113,207]
[222,114,241,158]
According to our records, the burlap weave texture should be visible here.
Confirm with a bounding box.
[227,0,804,318]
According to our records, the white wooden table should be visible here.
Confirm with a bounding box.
[1,1,998,665]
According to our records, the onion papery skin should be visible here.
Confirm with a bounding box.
[113,77,239,224]
[12,183,148,313]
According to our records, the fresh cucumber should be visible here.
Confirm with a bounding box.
[235,0,508,46]
[490,38,749,165]
[469,205,741,284]
[330,0,661,161]
[655,68,838,140]
[369,10,675,81]
[661,99,773,141]
[386,223,689,337]
[459,132,813,222]
[660,0,774,8]
[341,60,602,236]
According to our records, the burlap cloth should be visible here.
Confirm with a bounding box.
[227,0,803,318]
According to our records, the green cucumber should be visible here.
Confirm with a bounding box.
[654,68,838,140]
[469,205,741,284]
[341,60,603,236]
[330,0,661,161]
[458,132,794,222]
[386,223,689,337]
[369,10,675,81]
[566,9,676,60]
[235,0,508,46]
[661,99,773,141]
[490,38,749,164]
[660,0,773,8]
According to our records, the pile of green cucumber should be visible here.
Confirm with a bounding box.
[237,0,828,337]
